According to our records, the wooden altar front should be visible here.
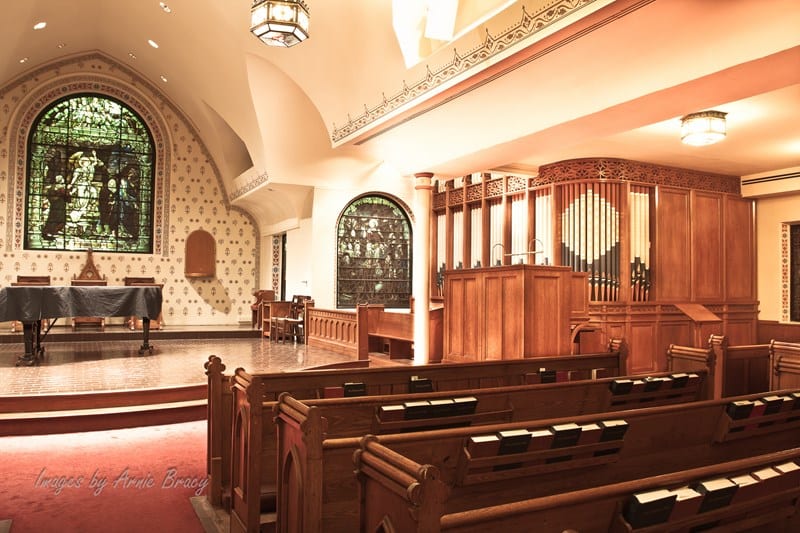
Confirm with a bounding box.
[443,264,586,361]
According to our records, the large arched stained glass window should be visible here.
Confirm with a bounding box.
[24,94,155,253]
[337,195,412,308]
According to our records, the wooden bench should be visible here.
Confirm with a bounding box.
[771,340,800,390]
[305,303,445,361]
[667,335,773,399]
[263,371,709,533]
[205,342,627,508]
[350,391,800,531]
[354,445,800,532]
[270,388,799,532]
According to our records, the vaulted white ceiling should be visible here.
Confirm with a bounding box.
[3,0,799,232]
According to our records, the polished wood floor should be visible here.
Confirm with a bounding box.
[0,324,352,395]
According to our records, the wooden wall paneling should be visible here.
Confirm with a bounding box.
[627,317,660,373]
[484,271,523,359]
[570,272,590,323]
[655,313,694,370]
[757,321,800,343]
[655,188,691,301]
[691,191,724,300]
[528,271,568,355]
[444,275,470,360]
[724,196,756,301]
[721,303,757,344]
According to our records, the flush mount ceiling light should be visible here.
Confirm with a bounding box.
[250,0,310,48]
[680,110,727,146]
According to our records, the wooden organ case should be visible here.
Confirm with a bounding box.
[432,159,757,372]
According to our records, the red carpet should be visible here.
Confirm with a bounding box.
[0,421,207,533]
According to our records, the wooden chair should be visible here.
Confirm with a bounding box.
[71,249,107,330]
[251,289,275,329]
[283,297,313,344]
[271,295,311,343]
[10,275,51,332]
[123,277,164,330]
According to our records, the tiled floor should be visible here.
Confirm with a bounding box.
[0,326,352,395]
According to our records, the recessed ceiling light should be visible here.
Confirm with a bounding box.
[57,42,66,49]
[159,2,172,13]
[148,39,159,49]
[160,75,168,83]
[128,52,137,60]
[19,57,29,64]
[33,21,47,30]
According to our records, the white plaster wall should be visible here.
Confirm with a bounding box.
[308,173,416,309]
[755,192,800,321]
[0,54,258,327]
[284,218,314,300]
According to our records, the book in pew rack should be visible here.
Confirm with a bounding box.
[494,429,532,471]
[547,423,582,463]
[624,488,677,528]
[408,375,434,393]
[343,381,367,397]
[466,434,500,458]
[728,473,761,505]
[402,400,431,419]
[595,419,629,456]
[667,486,703,522]
[773,460,800,492]
[451,396,478,416]
[695,477,738,513]
[378,404,405,421]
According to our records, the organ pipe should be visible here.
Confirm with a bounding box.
[559,181,622,301]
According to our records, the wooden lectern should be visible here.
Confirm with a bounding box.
[443,264,587,361]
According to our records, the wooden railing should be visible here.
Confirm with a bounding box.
[305,307,363,358]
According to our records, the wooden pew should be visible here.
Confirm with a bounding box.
[306,304,445,361]
[205,341,627,508]
[666,343,717,396]
[667,335,772,399]
[355,445,800,532]
[710,335,771,397]
[771,340,800,390]
[266,371,709,533]
[272,388,799,532]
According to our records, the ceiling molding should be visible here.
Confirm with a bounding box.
[329,0,643,146]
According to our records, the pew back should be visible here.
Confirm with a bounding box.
[275,388,800,532]
[271,372,713,532]
[667,335,772,399]
[206,344,626,506]
[355,444,800,533]
[771,340,800,391]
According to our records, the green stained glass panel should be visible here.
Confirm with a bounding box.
[25,94,155,253]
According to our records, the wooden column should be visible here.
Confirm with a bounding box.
[413,172,434,363]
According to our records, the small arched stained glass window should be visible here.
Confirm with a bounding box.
[336,194,412,309]
[24,93,155,253]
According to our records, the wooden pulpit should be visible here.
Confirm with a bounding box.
[443,264,587,361]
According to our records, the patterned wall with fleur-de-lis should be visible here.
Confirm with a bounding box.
[0,52,259,326]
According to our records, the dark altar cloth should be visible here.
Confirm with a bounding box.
[0,286,162,322]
